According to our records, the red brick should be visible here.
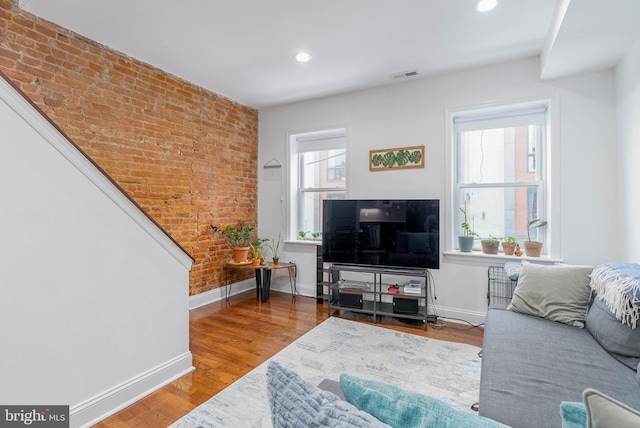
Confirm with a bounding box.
[1,1,258,295]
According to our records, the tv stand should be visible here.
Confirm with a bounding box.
[327,263,429,330]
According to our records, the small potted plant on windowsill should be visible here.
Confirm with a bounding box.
[211,220,255,263]
[458,202,477,252]
[502,236,517,256]
[266,233,282,265]
[481,236,501,255]
[524,219,547,257]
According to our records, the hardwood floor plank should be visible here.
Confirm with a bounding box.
[94,290,483,427]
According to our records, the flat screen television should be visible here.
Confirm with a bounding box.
[322,199,440,269]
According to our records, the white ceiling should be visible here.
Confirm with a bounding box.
[18,0,640,109]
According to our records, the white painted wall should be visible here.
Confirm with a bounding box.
[258,57,618,323]
[0,80,193,427]
[615,39,640,262]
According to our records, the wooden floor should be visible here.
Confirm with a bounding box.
[95,290,484,427]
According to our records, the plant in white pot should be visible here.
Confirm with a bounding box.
[211,220,255,263]
[523,219,547,257]
[458,202,477,252]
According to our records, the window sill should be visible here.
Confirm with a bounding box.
[443,251,562,265]
[284,239,322,246]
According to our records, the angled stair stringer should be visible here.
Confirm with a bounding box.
[0,73,194,427]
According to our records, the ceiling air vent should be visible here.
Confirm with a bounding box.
[390,70,418,80]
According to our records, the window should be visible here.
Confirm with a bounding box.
[452,104,549,253]
[289,128,347,239]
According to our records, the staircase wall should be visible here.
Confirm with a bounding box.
[0,0,259,295]
[0,73,193,426]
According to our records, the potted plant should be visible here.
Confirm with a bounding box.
[458,202,477,252]
[266,233,282,265]
[298,231,309,240]
[211,220,255,263]
[311,232,322,241]
[502,236,517,256]
[481,236,501,255]
[523,219,547,257]
[249,237,268,266]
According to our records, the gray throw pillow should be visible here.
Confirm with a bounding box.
[586,297,640,370]
[583,388,640,428]
[266,361,390,428]
[507,262,593,328]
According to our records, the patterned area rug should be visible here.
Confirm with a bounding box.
[171,317,482,427]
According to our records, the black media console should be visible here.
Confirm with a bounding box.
[326,263,429,330]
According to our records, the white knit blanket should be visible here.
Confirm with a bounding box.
[590,263,640,329]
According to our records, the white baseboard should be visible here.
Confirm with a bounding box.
[189,278,316,309]
[71,352,194,428]
[428,304,486,327]
[269,277,315,297]
[189,279,255,310]
[189,280,485,327]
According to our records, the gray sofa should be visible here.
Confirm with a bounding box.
[479,262,640,427]
[309,262,640,427]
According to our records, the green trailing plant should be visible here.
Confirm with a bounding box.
[527,219,548,241]
[311,232,321,240]
[298,231,309,240]
[266,233,282,261]
[211,220,254,248]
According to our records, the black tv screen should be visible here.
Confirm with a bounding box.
[322,199,440,269]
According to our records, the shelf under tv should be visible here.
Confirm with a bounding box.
[326,263,429,330]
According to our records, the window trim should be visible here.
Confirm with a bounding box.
[287,126,349,241]
[444,95,561,260]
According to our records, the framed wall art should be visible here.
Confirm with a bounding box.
[369,145,424,171]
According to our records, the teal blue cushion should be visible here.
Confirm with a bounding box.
[267,362,390,428]
[560,401,586,428]
[339,373,509,428]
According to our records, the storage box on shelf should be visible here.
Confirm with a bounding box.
[327,263,429,330]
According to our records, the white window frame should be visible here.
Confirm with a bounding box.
[445,96,561,260]
[287,127,348,241]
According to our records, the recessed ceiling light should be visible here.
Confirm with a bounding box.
[294,51,311,63]
[475,0,497,12]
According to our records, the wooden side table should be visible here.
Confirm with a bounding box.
[224,262,297,302]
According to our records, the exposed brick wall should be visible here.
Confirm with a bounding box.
[0,0,258,295]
